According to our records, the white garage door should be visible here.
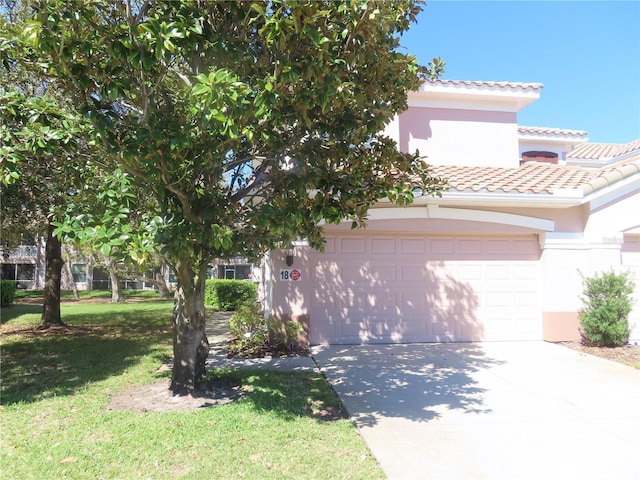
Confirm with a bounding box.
[308,233,541,344]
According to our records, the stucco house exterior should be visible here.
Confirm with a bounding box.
[265,79,640,345]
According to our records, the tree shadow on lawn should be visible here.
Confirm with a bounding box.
[312,343,506,427]
[209,369,347,422]
[1,304,43,324]
[1,320,172,406]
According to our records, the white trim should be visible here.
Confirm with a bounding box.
[435,191,583,208]
[426,205,555,231]
[366,205,555,231]
[588,174,640,211]
[539,232,624,250]
[408,87,539,112]
[263,250,272,319]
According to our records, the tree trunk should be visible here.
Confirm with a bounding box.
[105,259,125,303]
[63,248,80,300]
[154,267,172,299]
[40,222,65,328]
[127,267,172,299]
[170,259,210,396]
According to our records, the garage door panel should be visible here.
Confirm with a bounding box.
[486,239,511,255]
[400,291,428,311]
[400,238,425,254]
[340,237,366,253]
[309,234,541,344]
[457,264,483,282]
[371,238,396,253]
[487,265,510,280]
[400,265,428,281]
[429,238,455,254]
[515,292,538,307]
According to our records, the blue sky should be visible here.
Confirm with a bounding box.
[400,1,640,144]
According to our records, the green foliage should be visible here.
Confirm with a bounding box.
[228,302,305,357]
[17,0,446,390]
[22,0,446,265]
[267,316,304,351]
[205,279,258,311]
[53,167,162,269]
[579,270,635,347]
[228,302,268,356]
[1,280,17,307]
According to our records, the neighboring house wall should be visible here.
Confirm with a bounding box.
[1,244,256,294]
[0,241,46,289]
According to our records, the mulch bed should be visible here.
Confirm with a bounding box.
[556,341,640,368]
[107,377,246,413]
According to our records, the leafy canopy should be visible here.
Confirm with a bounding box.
[25,0,446,269]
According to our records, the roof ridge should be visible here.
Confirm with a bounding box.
[425,79,543,91]
[518,126,588,137]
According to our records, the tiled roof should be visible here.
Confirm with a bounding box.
[431,155,640,196]
[425,79,543,92]
[567,139,640,159]
[518,126,588,137]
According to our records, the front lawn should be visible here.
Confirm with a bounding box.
[0,300,383,479]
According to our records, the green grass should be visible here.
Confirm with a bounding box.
[0,301,383,479]
[13,288,165,301]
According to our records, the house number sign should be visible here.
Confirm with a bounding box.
[280,269,301,281]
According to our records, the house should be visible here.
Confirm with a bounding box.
[0,239,254,291]
[265,79,640,345]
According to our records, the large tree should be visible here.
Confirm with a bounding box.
[1,0,97,327]
[0,92,88,327]
[25,0,445,395]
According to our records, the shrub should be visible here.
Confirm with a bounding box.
[268,317,304,352]
[228,302,267,356]
[204,279,257,311]
[228,302,306,357]
[1,280,17,307]
[579,270,635,347]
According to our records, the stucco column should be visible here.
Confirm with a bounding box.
[268,245,311,345]
[539,232,623,341]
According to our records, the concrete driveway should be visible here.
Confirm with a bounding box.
[311,341,640,480]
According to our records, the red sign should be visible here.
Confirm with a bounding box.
[290,269,301,281]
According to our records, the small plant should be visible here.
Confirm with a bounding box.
[579,270,635,347]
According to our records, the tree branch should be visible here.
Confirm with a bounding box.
[228,158,273,203]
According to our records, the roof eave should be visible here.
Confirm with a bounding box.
[417,170,639,209]
[428,191,583,209]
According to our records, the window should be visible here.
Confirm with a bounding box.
[521,151,558,165]
[92,268,111,290]
[1,263,35,288]
[71,263,88,283]
[217,264,252,280]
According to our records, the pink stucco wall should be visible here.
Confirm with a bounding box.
[393,107,520,168]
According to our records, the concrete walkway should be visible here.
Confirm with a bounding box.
[311,341,640,480]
